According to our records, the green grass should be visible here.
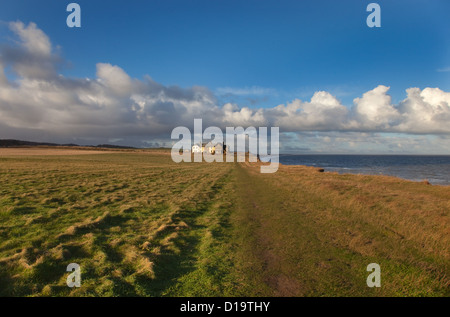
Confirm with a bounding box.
[0,152,239,296]
[0,150,449,296]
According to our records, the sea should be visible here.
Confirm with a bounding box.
[273,155,450,186]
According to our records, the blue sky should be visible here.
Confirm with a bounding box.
[2,0,449,106]
[0,0,450,153]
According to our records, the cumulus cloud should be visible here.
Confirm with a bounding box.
[395,87,450,134]
[96,63,133,97]
[262,85,450,134]
[0,21,449,149]
[9,21,51,56]
[1,21,60,79]
[352,85,401,130]
[265,91,349,131]
[0,22,222,139]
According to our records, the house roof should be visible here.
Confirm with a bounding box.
[192,142,226,147]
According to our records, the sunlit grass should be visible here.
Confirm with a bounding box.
[0,150,236,296]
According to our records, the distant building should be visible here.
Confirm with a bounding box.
[192,142,228,154]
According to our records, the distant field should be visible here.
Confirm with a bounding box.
[0,148,115,156]
[0,149,449,296]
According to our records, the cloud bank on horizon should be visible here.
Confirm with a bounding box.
[1,22,450,152]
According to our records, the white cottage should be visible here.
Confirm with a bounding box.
[192,142,228,154]
[191,144,201,153]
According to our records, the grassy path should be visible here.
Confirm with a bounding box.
[233,163,368,296]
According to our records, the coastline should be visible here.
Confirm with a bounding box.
[271,154,450,186]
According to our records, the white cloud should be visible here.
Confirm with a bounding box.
[265,91,349,131]
[9,21,51,56]
[396,87,450,133]
[1,21,59,80]
[222,103,266,126]
[96,63,133,96]
[352,85,401,130]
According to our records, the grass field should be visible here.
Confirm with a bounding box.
[0,148,449,296]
